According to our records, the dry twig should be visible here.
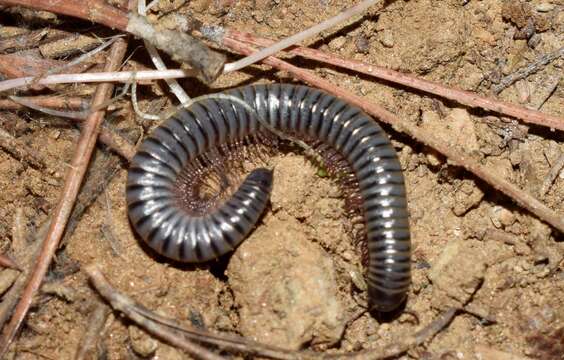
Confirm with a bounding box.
[326,308,457,359]
[8,95,90,120]
[74,302,110,360]
[0,39,128,356]
[0,123,46,169]
[0,28,48,52]
[217,29,564,132]
[493,47,564,94]
[222,0,383,73]
[0,0,225,83]
[0,69,196,92]
[85,264,457,360]
[0,96,87,111]
[540,152,564,196]
[0,254,20,271]
[0,53,97,82]
[85,264,226,360]
[4,95,136,160]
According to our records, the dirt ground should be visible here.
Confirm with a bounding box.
[0,0,563,358]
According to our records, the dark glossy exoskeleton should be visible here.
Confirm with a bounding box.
[126,84,411,312]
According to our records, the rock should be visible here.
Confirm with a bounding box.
[447,108,479,151]
[421,108,479,153]
[379,29,394,48]
[425,150,443,167]
[328,36,347,51]
[155,344,186,360]
[355,35,370,54]
[428,239,487,308]
[536,3,554,13]
[128,325,158,357]
[452,180,484,216]
[474,27,497,46]
[227,215,345,350]
[489,206,516,229]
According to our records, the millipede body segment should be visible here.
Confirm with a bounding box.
[126,84,411,312]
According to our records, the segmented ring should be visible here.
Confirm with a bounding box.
[126,84,411,311]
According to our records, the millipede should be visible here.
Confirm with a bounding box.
[126,83,411,312]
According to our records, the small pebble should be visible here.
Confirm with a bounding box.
[129,325,158,357]
[328,36,347,51]
[425,151,442,167]
[355,35,370,54]
[509,150,522,166]
[490,206,515,228]
[536,3,554,12]
[379,29,394,48]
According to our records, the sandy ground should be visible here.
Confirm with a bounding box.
[0,0,562,359]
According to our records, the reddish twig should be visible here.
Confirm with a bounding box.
[221,38,564,234]
[0,0,225,83]
[0,254,20,271]
[3,96,136,161]
[0,0,129,31]
[0,96,87,111]
[0,39,128,356]
[96,125,136,161]
[0,28,48,52]
[222,29,564,132]
[85,264,226,360]
[0,51,98,79]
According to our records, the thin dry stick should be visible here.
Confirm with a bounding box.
[137,0,190,104]
[327,308,457,359]
[110,290,298,359]
[0,0,224,83]
[84,265,298,359]
[222,29,564,132]
[5,96,135,161]
[85,264,226,360]
[0,96,87,111]
[97,125,137,161]
[222,0,383,73]
[40,36,123,78]
[0,0,128,33]
[0,125,46,169]
[540,152,564,196]
[0,254,20,271]
[74,302,110,360]
[0,39,128,356]
[493,46,564,94]
[222,38,564,234]
[9,96,90,120]
[0,69,197,93]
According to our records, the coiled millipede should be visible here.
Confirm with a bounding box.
[126,84,411,312]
